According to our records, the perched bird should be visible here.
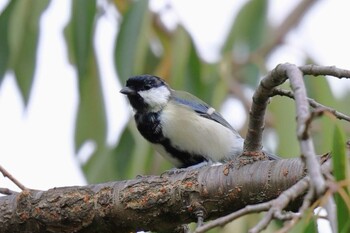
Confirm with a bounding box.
[120,75,278,168]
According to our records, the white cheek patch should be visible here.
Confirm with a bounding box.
[138,86,170,111]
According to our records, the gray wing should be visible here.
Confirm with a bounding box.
[172,90,280,160]
[172,90,235,131]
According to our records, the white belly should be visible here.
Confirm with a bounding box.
[159,103,244,162]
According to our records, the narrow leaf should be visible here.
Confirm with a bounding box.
[70,0,96,78]
[8,0,50,105]
[83,126,135,183]
[65,0,107,153]
[269,90,299,157]
[223,0,267,54]
[169,27,215,104]
[114,0,150,83]
[304,75,336,153]
[74,55,107,153]
[0,0,16,84]
[332,124,350,233]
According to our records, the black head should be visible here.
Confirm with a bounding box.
[120,75,171,112]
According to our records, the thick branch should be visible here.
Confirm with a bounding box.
[0,158,307,233]
[285,64,326,195]
[244,64,289,152]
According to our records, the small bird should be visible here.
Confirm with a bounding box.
[120,75,278,168]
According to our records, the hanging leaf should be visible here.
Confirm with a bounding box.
[83,126,135,183]
[304,75,337,153]
[223,0,267,54]
[65,0,107,155]
[169,27,217,104]
[7,0,50,105]
[68,0,96,78]
[0,0,17,84]
[332,124,350,233]
[222,0,267,87]
[114,0,150,84]
[269,86,299,158]
[113,0,132,15]
[74,56,107,154]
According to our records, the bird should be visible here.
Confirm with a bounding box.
[120,74,279,168]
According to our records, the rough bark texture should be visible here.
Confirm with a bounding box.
[0,158,306,233]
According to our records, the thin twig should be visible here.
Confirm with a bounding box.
[276,189,315,233]
[274,211,300,221]
[0,165,27,191]
[0,187,19,195]
[195,202,271,233]
[272,88,350,122]
[278,154,335,233]
[196,172,312,233]
[300,64,350,79]
[249,176,310,233]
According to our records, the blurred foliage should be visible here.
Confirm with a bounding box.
[0,0,50,104]
[332,125,350,233]
[0,0,350,232]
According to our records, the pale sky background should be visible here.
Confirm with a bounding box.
[1,0,350,231]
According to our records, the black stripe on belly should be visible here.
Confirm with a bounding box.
[135,112,207,168]
[160,138,207,168]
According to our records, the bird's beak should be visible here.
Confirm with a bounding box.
[120,86,136,95]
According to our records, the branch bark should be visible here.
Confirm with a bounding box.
[0,158,307,233]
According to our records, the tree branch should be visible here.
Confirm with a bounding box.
[0,158,308,233]
[300,64,350,79]
[0,165,27,191]
[245,64,350,154]
[271,88,350,122]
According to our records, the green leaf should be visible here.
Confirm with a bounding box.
[332,125,348,183]
[74,55,107,153]
[304,75,337,153]
[0,0,17,84]
[302,216,318,233]
[114,0,150,84]
[69,0,96,78]
[83,126,135,183]
[65,0,107,153]
[332,125,350,233]
[223,0,267,54]
[169,27,217,104]
[7,0,50,105]
[269,88,299,158]
[169,26,191,89]
[289,209,318,233]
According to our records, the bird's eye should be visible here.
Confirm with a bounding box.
[144,84,152,90]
